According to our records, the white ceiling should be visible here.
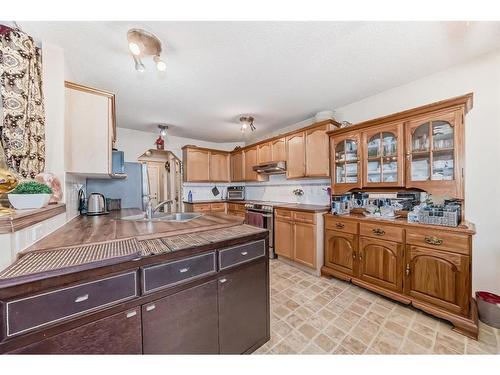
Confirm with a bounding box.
[20,21,500,142]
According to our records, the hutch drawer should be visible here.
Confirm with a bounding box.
[219,240,266,270]
[142,252,217,294]
[325,216,358,234]
[359,222,403,242]
[5,271,137,338]
[405,228,470,255]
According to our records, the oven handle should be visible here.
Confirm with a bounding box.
[246,212,273,218]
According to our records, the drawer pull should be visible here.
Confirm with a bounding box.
[241,251,248,256]
[335,223,345,229]
[179,267,190,273]
[219,278,227,284]
[352,252,357,259]
[74,294,89,303]
[146,304,156,312]
[406,264,410,276]
[425,236,443,246]
[359,253,363,260]
[126,310,137,318]
[372,228,385,236]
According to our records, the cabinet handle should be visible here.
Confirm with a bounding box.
[241,251,248,256]
[352,252,357,259]
[359,253,363,260]
[335,223,345,229]
[74,294,89,303]
[424,236,443,246]
[146,304,156,312]
[179,267,190,273]
[126,310,137,318]
[372,228,385,236]
[219,278,227,284]
[405,264,410,276]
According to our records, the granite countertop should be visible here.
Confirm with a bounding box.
[184,200,330,212]
[25,208,245,252]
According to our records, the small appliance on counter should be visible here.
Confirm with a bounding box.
[227,186,245,201]
[331,194,352,215]
[86,192,109,216]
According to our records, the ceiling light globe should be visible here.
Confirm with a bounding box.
[156,59,167,72]
[128,42,141,56]
[135,59,146,72]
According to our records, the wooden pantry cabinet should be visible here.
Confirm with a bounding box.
[274,209,325,274]
[322,214,477,339]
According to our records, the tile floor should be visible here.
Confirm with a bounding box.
[254,259,500,355]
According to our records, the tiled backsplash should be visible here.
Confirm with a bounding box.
[183,175,331,205]
[245,175,331,204]
[65,173,86,220]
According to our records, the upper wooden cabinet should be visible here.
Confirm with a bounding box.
[257,142,272,164]
[305,124,330,177]
[183,147,210,182]
[65,81,117,177]
[271,137,286,162]
[209,151,230,182]
[361,122,404,187]
[405,109,464,198]
[331,130,362,194]
[328,93,472,198]
[244,147,259,181]
[230,150,245,182]
[286,132,306,179]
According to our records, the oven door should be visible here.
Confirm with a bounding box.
[245,210,274,258]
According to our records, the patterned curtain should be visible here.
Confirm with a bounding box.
[0,27,45,178]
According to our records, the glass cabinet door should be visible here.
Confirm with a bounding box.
[364,127,401,186]
[409,120,454,182]
[334,137,360,186]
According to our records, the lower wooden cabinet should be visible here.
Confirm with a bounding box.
[293,222,316,268]
[218,261,268,354]
[324,230,357,277]
[322,214,477,339]
[406,245,469,315]
[10,308,142,354]
[274,217,293,259]
[142,281,219,354]
[358,237,403,293]
[184,202,226,213]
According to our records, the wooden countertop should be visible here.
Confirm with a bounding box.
[26,209,245,252]
[184,200,330,212]
[324,213,476,234]
[0,203,66,234]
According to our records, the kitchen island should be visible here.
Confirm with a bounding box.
[0,210,270,354]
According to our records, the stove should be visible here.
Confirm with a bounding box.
[244,201,281,258]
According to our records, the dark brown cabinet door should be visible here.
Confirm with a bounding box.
[218,261,268,354]
[406,245,469,315]
[142,280,219,354]
[324,230,357,277]
[358,237,403,293]
[10,308,142,354]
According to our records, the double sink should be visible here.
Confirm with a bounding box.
[121,212,203,222]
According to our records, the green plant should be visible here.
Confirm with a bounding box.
[10,181,52,195]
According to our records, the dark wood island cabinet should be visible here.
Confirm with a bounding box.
[0,225,270,355]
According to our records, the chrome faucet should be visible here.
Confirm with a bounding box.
[145,199,174,220]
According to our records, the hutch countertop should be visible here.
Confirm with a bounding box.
[0,203,66,234]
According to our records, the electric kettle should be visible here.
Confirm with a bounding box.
[86,193,108,216]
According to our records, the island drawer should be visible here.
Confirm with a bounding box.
[406,229,470,255]
[5,271,138,338]
[360,222,403,242]
[142,252,217,294]
[325,216,358,234]
[219,240,266,270]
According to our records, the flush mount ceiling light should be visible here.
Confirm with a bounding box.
[127,28,166,73]
[158,124,168,137]
[239,115,256,133]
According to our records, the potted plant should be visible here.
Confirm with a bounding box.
[8,181,53,210]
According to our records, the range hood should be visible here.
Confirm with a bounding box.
[253,161,287,174]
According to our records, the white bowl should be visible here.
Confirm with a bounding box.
[314,110,336,122]
[8,193,52,210]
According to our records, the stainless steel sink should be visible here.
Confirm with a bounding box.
[120,212,202,222]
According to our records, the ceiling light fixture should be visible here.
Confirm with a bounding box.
[239,115,256,133]
[127,28,166,73]
[158,124,168,137]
